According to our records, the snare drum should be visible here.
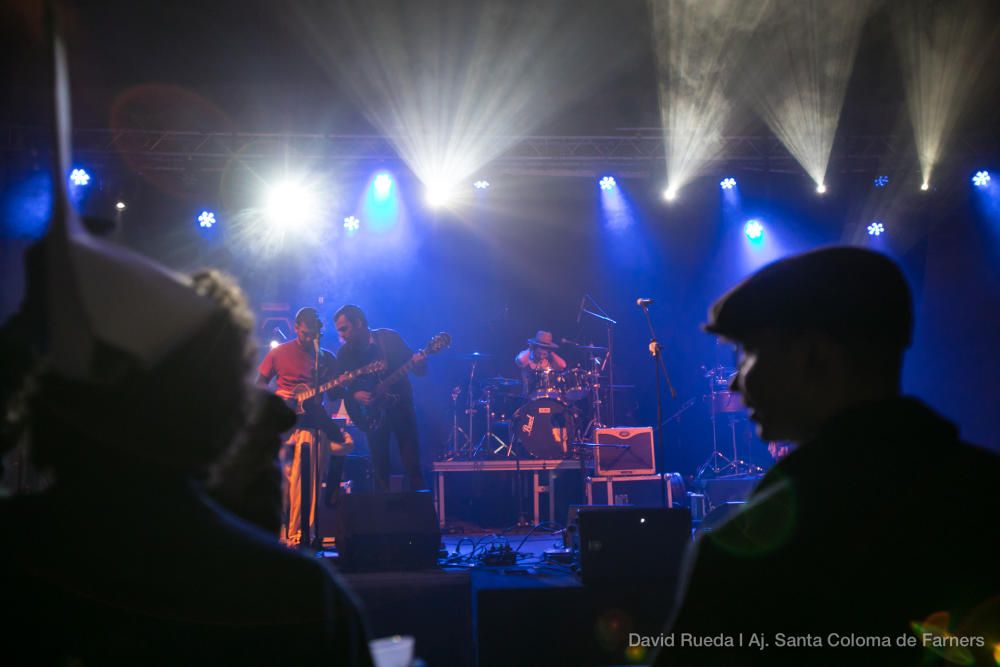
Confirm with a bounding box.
[512,398,575,459]
[560,367,592,401]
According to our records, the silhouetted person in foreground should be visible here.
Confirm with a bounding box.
[0,270,373,666]
[654,247,1000,666]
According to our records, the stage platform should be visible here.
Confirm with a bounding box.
[322,530,682,667]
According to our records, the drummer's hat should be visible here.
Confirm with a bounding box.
[527,330,559,349]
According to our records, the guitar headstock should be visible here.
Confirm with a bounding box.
[424,332,452,355]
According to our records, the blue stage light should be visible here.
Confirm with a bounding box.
[744,219,764,240]
[867,221,885,237]
[720,177,736,190]
[599,176,616,191]
[343,215,361,232]
[198,210,217,228]
[874,175,889,188]
[473,180,490,190]
[972,170,991,188]
[69,168,90,187]
[374,173,393,198]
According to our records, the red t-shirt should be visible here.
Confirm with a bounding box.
[257,340,336,398]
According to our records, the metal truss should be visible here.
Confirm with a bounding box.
[2,125,993,176]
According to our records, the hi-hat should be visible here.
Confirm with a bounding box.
[455,351,493,360]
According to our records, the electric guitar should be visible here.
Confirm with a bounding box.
[348,332,452,432]
[283,360,387,414]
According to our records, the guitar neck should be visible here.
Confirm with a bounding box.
[374,353,423,396]
[297,374,351,402]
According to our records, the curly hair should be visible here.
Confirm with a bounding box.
[26,269,259,477]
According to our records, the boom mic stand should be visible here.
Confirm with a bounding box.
[638,300,676,475]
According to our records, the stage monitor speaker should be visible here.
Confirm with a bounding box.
[577,506,691,587]
[594,427,656,476]
[334,491,440,572]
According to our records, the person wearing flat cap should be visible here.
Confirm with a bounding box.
[654,246,1000,666]
[515,330,568,397]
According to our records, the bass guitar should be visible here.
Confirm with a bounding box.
[349,332,451,432]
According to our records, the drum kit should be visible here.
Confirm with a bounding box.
[445,344,631,461]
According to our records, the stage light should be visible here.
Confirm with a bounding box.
[662,187,677,202]
[343,215,361,232]
[473,180,490,190]
[972,170,991,188]
[744,219,764,240]
[867,221,885,237]
[269,339,280,349]
[69,168,90,187]
[115,201,126,211]
[920,182,930,191]
[599,176,617,191]
[720,177,736,190]
[374,173,393,198]
[425,184,453,208]
[264,181,319,227]
[816,183,827,194]
[874,175,889,188]
[198,211,216,228]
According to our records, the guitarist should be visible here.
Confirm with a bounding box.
[256,307,352,547]
[333,304,427,492]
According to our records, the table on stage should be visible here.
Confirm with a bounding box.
[430,459,589,528]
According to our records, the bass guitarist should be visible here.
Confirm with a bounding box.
[257,307,352,547]
[333,304,427,492]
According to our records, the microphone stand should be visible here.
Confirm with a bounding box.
[308,335,322,550]
[579,298,617,427]
[639,303,676,474]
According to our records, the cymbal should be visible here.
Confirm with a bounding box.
[484,376,520,387]
[572,344,608,351]
[455,351,493,360]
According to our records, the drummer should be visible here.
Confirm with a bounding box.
[514,330,568,397]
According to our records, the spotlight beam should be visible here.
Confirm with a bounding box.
[651,0,769,194]
[743,0,871,190]
[290,0,638,206]
[894,1,999,189]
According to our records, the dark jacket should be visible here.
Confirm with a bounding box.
[655,398,1000,666]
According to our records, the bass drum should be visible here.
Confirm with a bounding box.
[512,398,575,460]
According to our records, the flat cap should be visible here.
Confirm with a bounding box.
[704,246,913,348]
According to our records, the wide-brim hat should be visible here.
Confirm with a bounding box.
[527,330,559,349]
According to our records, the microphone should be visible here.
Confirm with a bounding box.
[636,298,654,307]
[576,295,586,323]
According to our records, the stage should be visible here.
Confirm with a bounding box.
[328,531,683,667]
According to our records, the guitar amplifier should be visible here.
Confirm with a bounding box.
[594,427,655,476]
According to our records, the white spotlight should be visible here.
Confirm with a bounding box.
[265,181,319,227]
[425,184,453,208]
[816,183,827,194]
[920,182,930,192]
[662,187,677,202]
[115,201,126,211]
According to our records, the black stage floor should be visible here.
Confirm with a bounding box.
[318,532,679,667]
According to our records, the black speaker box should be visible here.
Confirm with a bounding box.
[334,491,441,572]
[577,506,691,587]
